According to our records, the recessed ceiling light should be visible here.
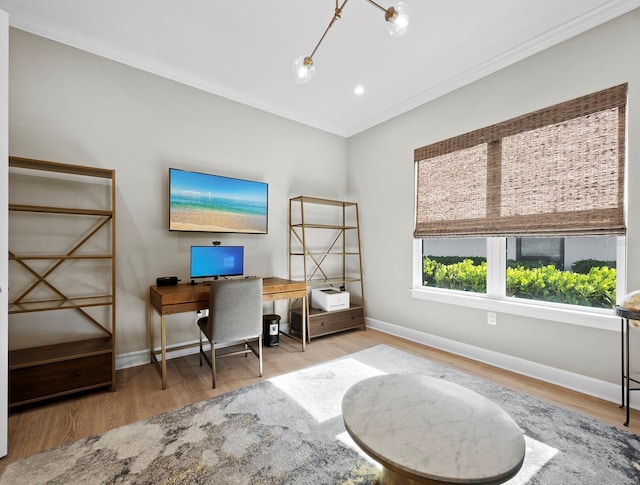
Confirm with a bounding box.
[354,85,365,96]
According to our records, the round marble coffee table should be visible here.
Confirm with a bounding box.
[342,374,525,484]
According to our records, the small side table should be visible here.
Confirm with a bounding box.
[615,305,640,426]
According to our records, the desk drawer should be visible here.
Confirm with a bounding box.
[10,353,112,406]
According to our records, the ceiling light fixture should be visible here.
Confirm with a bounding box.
[293,0,413,84]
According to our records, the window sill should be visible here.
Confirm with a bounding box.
[410,287,620,332]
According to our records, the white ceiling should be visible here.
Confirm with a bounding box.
[1,0,639,137]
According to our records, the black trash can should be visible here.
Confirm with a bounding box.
[263,314,281,347]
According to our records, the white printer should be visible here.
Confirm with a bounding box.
[311,287,350,311]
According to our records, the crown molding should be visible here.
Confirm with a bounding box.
[3,5,343,136]
[4,1,640,138]
[344,0,640,137]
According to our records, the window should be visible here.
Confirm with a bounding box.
[413,85,627,323]
[506,236,617,308]
[423,238,487,293]
[515,238,564,268]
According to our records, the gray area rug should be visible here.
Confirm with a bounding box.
[2,344,640,484]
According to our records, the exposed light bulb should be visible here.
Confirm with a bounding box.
[385,2,413,38]
[293,56,316,83]
[354,85,365,96]
[293,1,415,83]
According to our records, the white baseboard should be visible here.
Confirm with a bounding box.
[116,318,638,411]
[365,317,639,410]
[116,339,206,370]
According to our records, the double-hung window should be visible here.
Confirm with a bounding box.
[412,84,627,327]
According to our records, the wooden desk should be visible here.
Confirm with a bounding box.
[149,277,307,389]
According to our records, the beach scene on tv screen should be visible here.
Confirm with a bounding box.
[170,169,268,233]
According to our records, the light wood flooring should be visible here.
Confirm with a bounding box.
[2,328,639,474]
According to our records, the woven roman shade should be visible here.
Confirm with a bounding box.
[414,84,627,238]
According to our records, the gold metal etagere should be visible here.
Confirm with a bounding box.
[289,196,365,341]
[7,156,116,407]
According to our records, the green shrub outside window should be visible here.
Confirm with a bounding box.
[423,256,616,309]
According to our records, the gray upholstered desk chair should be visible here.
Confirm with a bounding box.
[197,277,263,388]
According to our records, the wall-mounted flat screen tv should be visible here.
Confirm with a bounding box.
[169,168,268,234]
[190,245,244,279]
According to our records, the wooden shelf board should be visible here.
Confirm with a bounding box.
[290,252,360,256]
[9,203,112,216]
[10,253,113,260]
[290,223,357,230]
[9,295,113,314]
[9,337,113,369]
[9,156,115,179]
[305,277,362,286]
[291,195,357,207]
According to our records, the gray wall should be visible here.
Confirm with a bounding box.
[8,28,348,356]
[348,10,640,386]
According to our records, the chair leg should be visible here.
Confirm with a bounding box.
[211,344,217,389]
[199,331,203,367]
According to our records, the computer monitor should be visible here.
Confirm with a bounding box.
[190,245,244,280]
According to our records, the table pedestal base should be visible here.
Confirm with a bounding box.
[380,467,426,485]
[380,466,522,485]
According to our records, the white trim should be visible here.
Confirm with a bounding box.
[1,7,339,137]
[410,286,620,331]
[365,317,638,409]
[617,235,627,298]
[116,338,208,370]
[486,237,506,298]
[0,7,8,459]
[115,339,246,370]
[412,230,423,287]
[115,348,150,371]
[344,0,640,136]
[116,317,635,411]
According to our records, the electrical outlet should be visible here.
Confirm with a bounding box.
[487,312,497,325]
